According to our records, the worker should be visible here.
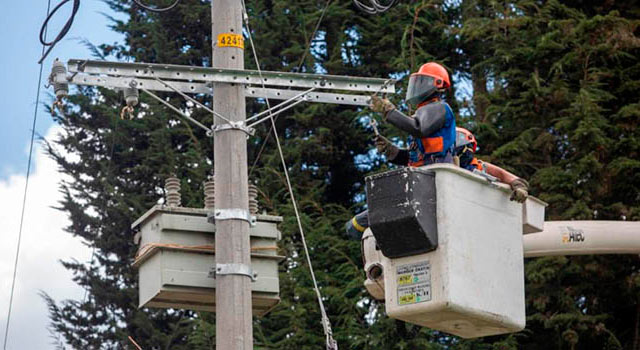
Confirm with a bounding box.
[455,127,529,203]
[345,62,456,240]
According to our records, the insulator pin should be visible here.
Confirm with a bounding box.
[204,179,215,209]
[165,176,181,207]
[249,184,259,215]
[124,85,139,107]
[52,59,68,99]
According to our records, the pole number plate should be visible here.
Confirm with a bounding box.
[217,33,244,49]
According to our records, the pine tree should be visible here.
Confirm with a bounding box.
[459,1,640,349]
[45,0,639,349]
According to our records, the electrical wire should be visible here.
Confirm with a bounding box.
[240,2,337,349]
[295,0,333,73]
[3,1,53,348]
[352,0,398,14]
[249,0,333,178]
[133,0,180,13]
[38,0,80,64]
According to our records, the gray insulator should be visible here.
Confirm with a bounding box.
[165,176,181,208]
[52,60,68,99]
[204,179,215,209]
[124,86,139,107]
[249,184,259,215]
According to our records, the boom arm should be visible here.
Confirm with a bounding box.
[523,221,640,257]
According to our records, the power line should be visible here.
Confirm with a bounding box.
[295,0,333,73]
[3,1,53,348]
[240,2,337,349]
[352,0,398,15]
[248,0,333,177]
[38,0,80,64]
[133,0,181,13]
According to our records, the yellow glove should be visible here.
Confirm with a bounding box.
[374,135,399,160]
[370,95,395,116]
[510,178,529,203]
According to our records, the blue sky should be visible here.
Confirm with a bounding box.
[0,0,125,180]
[0,2,125,349]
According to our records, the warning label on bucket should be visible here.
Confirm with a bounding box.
[396,261,431,305]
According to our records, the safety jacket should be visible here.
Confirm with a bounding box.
[386,100,456,167]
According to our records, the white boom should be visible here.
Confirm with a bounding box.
[523,221,640,258]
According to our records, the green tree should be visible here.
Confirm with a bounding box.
[460,1,640,349]
[44,0,639,349]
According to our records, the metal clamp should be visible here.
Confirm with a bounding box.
[209,263,257,282]
[212,121,255,136]
[208,208,256,226]
[472,169,500,188]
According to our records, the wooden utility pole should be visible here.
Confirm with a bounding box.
[211,1,253,349]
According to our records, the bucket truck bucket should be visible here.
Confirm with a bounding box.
[364,164,547,338]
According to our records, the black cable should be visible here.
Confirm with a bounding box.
[38,0,80,64]
[133,0,180,13]
[353,0,398,14]
[3,0,53,348]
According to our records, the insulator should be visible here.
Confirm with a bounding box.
[203,179,215,209]
[52,59,68,99]
[165,176,181,207]
[124,86,139,107]
[248,184,259,215]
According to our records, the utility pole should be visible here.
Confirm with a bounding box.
[211,1,253,349]
[50,10,393,348]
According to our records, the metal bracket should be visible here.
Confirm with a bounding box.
[208,263,257,282]
[52,59,395,107]
[208,208,256,226]
[212,121,256,136]
[472,169,501,188]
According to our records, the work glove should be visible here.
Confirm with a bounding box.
[375,135,400,160]
[370,95,395,118]
[509,178,529,203]
[345,211,369,240]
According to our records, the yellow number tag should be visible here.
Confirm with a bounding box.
[217,33,244,49]
[398,275,413,285]
[399,294,416,305]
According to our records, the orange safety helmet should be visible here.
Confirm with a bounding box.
[455,127,477,153]
[406,62,451,106]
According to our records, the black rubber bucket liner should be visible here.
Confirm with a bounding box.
[366,167,438,258]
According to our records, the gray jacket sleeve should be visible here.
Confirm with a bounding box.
[386,102,447,138]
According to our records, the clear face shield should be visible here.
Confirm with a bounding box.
[455,132,476,167]
[406,75,437,106]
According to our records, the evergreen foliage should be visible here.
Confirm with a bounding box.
[44,0,638,349]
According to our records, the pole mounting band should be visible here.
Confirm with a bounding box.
[208,208,256,226]
[209,263,257,282]
[212,121,255,136]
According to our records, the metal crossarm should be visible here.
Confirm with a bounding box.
[67,59,395,94]
[52,72,381,106]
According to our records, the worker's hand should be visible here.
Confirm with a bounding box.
[510,178,529,203]
[375,135,399,160]
[370,95,395,117]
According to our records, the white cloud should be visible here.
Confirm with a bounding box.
[0,125,91,350]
